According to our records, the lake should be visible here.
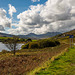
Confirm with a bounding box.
[0,42,24,52]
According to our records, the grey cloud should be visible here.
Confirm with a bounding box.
[0,25,5,31]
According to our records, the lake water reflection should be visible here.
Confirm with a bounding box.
[0,42,24,52]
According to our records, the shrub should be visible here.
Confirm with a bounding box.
[21,43,29,49]
[55,41,60,45]
[38,39,49,48]
[38,39,57,48]
[29,42,39,49]
[1,50,9,54]
[21,39,60,49]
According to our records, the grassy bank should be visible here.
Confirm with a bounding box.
[32,47,75,75]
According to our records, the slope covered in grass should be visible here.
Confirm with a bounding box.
[34,48,75,75]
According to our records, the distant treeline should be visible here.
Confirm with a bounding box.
[0,37,32,43]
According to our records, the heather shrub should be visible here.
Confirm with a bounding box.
[55,41,60,45]
[21,43,29,49]
[1,50,9,54]
[38,39,57,48]
[29,42,39,49]
[21,39,60,49]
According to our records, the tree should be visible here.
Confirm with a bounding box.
[4,36,19,55]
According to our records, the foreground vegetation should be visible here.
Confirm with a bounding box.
[0,43,69,75]
[31,48,75,75]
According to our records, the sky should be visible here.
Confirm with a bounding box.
[0,0,75,35]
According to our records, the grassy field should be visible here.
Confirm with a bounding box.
[31,47,75,75]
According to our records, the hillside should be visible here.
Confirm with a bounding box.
[64,29,75,36]
[56,29,75,38]
[51,29,75,44]
[32,48,75,75]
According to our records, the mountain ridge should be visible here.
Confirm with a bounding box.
[0,32,61,39]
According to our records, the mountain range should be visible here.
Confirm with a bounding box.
[0,32,61,39]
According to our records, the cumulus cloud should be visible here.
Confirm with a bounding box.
[31,0,40,2]
[8,4,16,17]
[0,4,16,32]
[11,0,74,35]
[0,8,11,31]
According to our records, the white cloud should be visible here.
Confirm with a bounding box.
[11,0,75,35]
[8,4,16,17]
[31,0,40,2]
[1,0,75,35]
[0,4,16,32]
[17,4,44,26]
[0,8,11,31]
